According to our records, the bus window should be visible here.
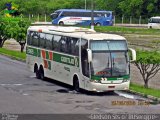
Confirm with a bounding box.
[59,37,67,53]
[27,31,33,45]
[70,38,79,56]
[46,34,53,50]
[39,33,46,48]
[53,35,61,51]
[31,32,39,47]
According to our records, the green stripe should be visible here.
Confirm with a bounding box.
[91,75,130,81]
[46,51,49,59]
[26,47,38,57]
[53,53,79,67]
[26,47,79,67]
[48,61,51,70]
[37,49,41,57]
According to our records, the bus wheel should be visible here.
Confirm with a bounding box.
[39,66,45,80]
[96,23,101,26]
[34,64,40,79]
[73,79,80,92]
[59,21,64,26]
[149,26,152,29]
[35,69,40,79]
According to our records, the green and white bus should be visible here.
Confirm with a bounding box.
[26,26,136,92]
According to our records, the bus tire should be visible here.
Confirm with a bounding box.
[96,23,101,26]
[149,26,152,29]
[73,78,80,92]
[34,64,40,79]
[39,66,45,80]
[59,21,64,26]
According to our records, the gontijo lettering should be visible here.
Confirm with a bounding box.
[61,56,74,65]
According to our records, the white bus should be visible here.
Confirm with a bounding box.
[26,26,136,92]
[148,16,160,29]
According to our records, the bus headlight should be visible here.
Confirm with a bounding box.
[90,80,101,83]
[122,79,129,82]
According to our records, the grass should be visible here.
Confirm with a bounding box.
[94,26,160,35]
[130,83,160,98]
[0,48,26,61]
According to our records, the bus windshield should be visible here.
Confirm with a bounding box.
[50,11,61,19]
[149,18,160,23]
[90,40,129,77]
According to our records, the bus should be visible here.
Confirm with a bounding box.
[148,16,160,29]
[50,9,113,26]
[26,26,136,92]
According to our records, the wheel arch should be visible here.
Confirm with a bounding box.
[34,63,38,73]
[72,73,80,86]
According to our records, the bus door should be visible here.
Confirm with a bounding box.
[81,39,90,88]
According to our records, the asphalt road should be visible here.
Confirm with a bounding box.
[0,55,159,116]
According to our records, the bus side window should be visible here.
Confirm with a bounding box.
[53,35,61,52]
[46,34,53,50]
[31,32,39,47]
[65,37,71,54]
[39,33,46,48]
[59,36,67,53]
[27,31,32,45]
[70,38,79,56]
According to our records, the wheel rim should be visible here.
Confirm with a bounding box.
[96,23,101,26]
[59,22,64,26]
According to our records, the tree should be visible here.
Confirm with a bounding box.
[15,20,30,52]
[134,50,160,88]
[0,16,10,47]
[0,17,30,52]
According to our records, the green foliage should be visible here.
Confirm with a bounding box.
[94,26,160,35]
[0,17,30,49]
[136,50,160,64]
[0,0,160,18]
[134,50,160,88]
[0,47,26,60]
[130,83,160,98]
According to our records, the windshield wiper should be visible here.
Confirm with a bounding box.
[112,57,115,67]
[107,57,110,67]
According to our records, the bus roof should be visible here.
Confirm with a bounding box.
[150,16,160,19]
[28,26,125,41]
[56,9,112,13]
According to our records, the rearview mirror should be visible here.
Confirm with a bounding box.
[128,48,136,62]
[87,49,92,62]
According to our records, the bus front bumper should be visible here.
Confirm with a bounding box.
[86,81,130,92]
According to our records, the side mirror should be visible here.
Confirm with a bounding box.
[129,48,136,62]
[87,49,92,62]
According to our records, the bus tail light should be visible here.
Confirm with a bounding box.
[38,29,42,32]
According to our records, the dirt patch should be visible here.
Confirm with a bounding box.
[3,39,26,52]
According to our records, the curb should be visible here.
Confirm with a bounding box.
[126,89,160,104]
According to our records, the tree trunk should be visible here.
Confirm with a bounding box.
[0,40,3,47]
[20,43,25,53]
[0,39,5,48]
[144,80,148,88]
